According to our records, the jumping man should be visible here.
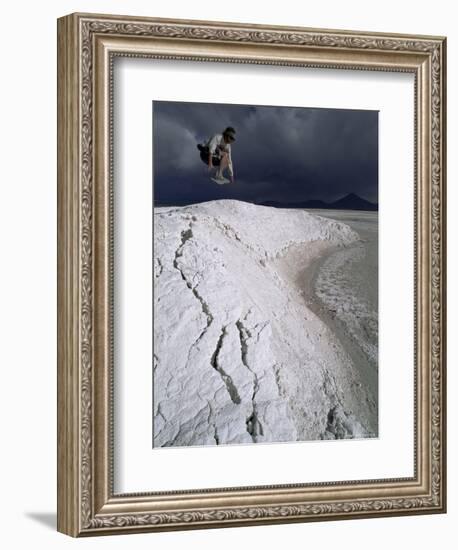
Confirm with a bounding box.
[197,126,236,184]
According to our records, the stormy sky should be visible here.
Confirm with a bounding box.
[152,100,378,206]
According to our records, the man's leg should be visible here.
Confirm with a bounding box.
[215,152,228,177]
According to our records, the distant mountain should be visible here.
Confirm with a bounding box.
[259,193,378,211]
[331,193,378,211]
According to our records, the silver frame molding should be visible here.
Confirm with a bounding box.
[57,12,446,537]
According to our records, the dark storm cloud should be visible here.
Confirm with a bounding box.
[152,100,378,206]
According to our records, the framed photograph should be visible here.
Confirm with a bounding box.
[57,12,446,536]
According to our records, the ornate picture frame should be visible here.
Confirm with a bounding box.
[57,12,446,536]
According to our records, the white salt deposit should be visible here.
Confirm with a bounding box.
[153,200,377,447]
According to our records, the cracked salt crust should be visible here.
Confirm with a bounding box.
[153,200,378,447]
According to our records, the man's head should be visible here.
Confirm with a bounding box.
[223,126,236,143]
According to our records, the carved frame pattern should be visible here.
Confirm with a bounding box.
[57,13,446,536]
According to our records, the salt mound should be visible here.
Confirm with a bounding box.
[153,200,376,447]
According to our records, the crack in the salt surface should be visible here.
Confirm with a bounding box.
[153,353,159,373]
[273,363,286,398]
[198,215,244,246]
[174,225,213,322]
[211,326,241,405]
[154,257,164,279]
[172,223,215,367]
[236,317,263,441]
[323,406,353,439]
[205,399,220,445]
